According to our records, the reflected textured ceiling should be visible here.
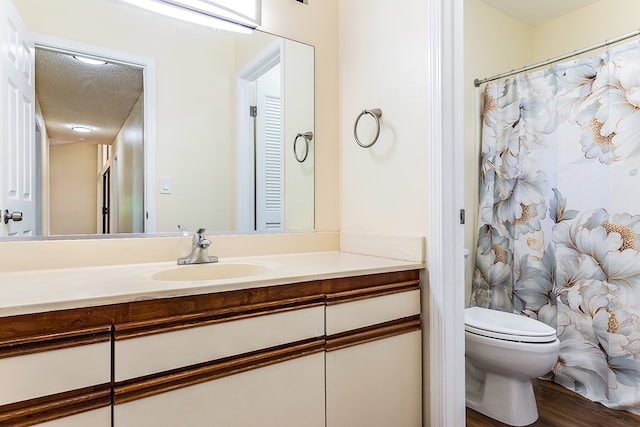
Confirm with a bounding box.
[478,0,600,26]
[35,49,143,146]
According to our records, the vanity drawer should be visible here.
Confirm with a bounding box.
[0,341,111,406]
[326,288,420,335]
[32,407,112,427]
[114,305,325,381]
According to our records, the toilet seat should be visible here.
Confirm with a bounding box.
[465,307,557,343]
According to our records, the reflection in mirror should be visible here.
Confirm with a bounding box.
[4,0,314,238]
[36,48,145,236]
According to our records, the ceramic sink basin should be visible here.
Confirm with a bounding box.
[152,263,268,282]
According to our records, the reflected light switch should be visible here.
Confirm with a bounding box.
[160,176,172,194]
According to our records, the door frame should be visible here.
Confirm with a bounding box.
[31,33,157,233]
[34,120,42,235]
[426,0,465,425]
[236,39,284,232]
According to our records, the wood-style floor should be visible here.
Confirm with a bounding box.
[466,379,640,426]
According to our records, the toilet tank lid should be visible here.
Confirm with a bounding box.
[465,306,556,337]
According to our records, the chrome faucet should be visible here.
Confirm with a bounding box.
[177,228,219,265]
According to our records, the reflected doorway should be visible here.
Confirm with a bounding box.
[33,37,151,236]
[236,41,285,233]
[101,167,111,234]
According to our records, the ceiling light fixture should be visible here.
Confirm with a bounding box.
[71,125,93,133]
[120,0,259,33]
[73,56,108,65]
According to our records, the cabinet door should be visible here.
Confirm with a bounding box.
[326,289,421,335]
[0,341,110,405]
[115,305,324,381]
[326,331,422,427]
[0,336,112,426]
[114,352,325,427]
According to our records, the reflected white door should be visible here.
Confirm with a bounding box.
[255,64,283,232]
[0,0,36,237]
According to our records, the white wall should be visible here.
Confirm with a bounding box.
[35,100,50,235]
[234,31,280,70]
[532,0,640,61]
[338,0,429,236]
[112,94,144,234]
[283,39,314,231]
[49,143,98,235]
[151,23,236,233]
[338,2,430,420]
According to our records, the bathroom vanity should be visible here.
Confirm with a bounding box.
[0,252,423,426]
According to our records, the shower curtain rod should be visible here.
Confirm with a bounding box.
[473,27,640,87]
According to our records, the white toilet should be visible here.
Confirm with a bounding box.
[465,306,560,426]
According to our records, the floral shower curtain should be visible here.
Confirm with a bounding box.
[471,40,640,414]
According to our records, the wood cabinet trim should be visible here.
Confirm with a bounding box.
[0,270,419,346]
[0,384,111,427]
[115,298,325,341]
[319,270,420,295]
[0,306,123,347]
[124,282,325,324]
[113,338,325,405]
[0,329,112,359]
[325,315,421,352]
[325,279,420,305]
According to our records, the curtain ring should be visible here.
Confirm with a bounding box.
[354,108,382,148]
[294,132,313,163]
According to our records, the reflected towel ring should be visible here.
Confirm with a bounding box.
[353,108,382,148]
[294,131,313,163]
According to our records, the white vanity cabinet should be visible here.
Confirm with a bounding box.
[0,309,114,426]
[0,268,422,427]
[109,269,422,427]
[110,284,329,427]
[325,281,423,427]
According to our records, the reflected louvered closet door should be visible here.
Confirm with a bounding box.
[255,63,283,231]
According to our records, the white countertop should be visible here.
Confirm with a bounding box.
[0,251,423,317]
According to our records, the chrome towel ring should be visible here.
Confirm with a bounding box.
[353,108,382,148]
[294,131,313,163]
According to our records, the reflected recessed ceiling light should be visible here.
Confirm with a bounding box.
[71,125,93,133]
[73,55,108,65]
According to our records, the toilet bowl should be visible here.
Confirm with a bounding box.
[465,306,559,426]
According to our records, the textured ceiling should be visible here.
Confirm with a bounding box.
[478,0,600,26]
[35,48,143,146]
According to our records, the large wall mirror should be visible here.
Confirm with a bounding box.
[3,0,314,238]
